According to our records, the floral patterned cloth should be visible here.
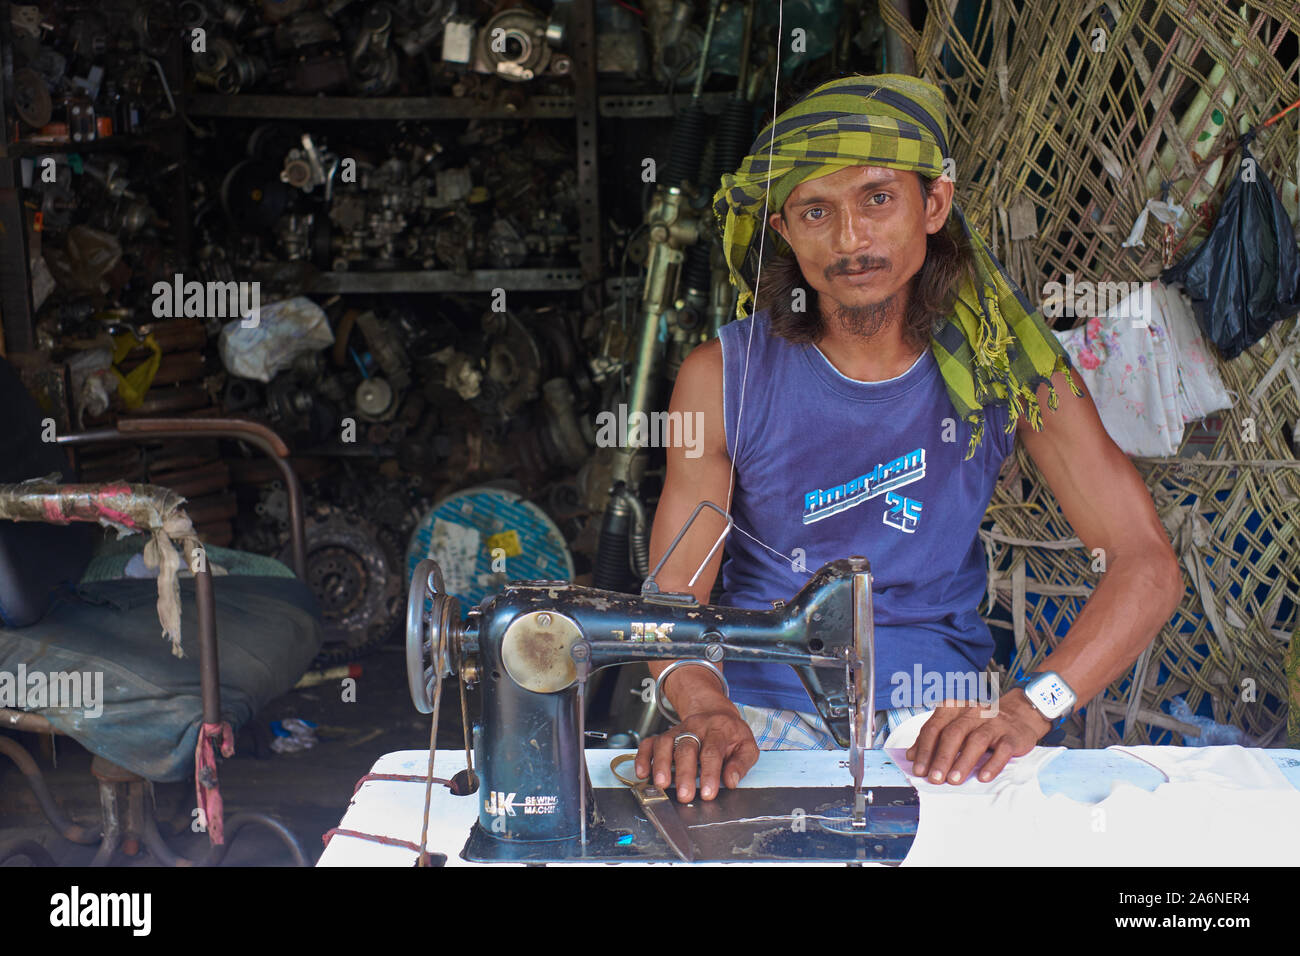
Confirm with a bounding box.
[1053,281,1232,456]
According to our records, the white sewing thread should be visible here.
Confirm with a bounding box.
[719,0,799,579]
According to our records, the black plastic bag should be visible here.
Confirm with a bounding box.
[1161,141,1300,359]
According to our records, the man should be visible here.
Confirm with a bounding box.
[633,74,1184,802]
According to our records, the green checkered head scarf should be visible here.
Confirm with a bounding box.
[712,73,1081,460]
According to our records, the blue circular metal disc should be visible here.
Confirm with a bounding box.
[404,485,574,607]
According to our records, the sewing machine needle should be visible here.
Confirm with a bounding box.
[850,568,875,823]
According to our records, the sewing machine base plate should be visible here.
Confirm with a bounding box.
[462,786,919,864]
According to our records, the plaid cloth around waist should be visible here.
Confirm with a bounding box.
[736,703,931,751]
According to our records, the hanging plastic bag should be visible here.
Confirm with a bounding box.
[1161,139,1300,359]
[218,296,333,383]
[110,331,161,409]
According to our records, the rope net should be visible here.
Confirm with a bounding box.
[879,0,1300,746]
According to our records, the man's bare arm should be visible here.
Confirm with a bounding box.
[908,370,1185,785]
[1013,371,1184,708]
[633,337,761,800]
[644,337,734,715]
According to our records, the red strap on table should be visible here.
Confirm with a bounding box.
[351,771,451,796]
[322,828,423,853]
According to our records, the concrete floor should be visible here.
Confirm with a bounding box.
[0,643,467,866]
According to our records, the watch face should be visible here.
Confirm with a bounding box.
[1029,674,1075,718]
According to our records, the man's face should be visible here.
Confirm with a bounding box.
[769,165,954,326]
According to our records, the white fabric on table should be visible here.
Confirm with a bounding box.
[883,710,1300,865]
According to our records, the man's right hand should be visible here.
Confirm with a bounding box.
[637,338,754,802]
[634,700,760,803]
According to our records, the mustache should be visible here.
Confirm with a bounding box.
[824,255,891,280]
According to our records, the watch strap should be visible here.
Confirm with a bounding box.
[1013,671,1072,733]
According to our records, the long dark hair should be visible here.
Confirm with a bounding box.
[752,176,976,352]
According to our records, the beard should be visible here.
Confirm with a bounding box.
[826,290,903,340]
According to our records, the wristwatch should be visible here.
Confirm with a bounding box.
[1011,671,1076,733]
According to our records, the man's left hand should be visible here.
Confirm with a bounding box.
[905,691,1052,785]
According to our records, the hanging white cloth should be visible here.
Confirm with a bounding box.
[1052,280,1231,456]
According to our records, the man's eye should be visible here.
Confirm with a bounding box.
[804,208,826,221]
[870,193,890,205]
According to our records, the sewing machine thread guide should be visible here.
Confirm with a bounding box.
[640,500,734,597]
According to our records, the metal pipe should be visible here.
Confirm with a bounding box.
[580,641,841,666]
[89,835,119,867]
[1,708,56,734]
[58,419,308,580]
[0,735,102,844]
[195,563,221,725]
[736,0,755,92]
[205,813,310,866]
[622,489,650,579]
[123,780,145,858]
[576,663,588,849]
[139,801,309,866]
[139,804,189,867]
[690,0,724,100]
[90,781,122,867]
[0,839,56,866]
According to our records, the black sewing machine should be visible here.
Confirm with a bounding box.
[405,502,919,863]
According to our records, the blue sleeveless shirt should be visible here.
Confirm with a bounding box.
[717,311,1016,712]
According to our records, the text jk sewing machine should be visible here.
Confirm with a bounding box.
[404,502,920,864]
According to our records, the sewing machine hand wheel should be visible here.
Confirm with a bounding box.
[406,558,457,714]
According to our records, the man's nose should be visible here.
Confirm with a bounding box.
[831,209,871,255]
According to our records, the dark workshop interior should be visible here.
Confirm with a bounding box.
[2,0,1297,871]
[0,0,916,867]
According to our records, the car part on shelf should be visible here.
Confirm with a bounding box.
[471,6,567,82]
[286,505,403,667]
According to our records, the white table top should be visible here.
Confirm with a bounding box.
[318,744,1300,866]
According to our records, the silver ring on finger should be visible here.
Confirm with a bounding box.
[673,732,702,752]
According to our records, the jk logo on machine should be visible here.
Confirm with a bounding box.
[629,621,674,642]
[485,790,518,817]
